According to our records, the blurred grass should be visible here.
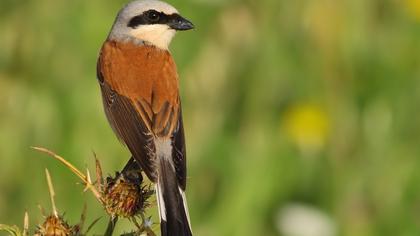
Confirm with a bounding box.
[1,0,420,235]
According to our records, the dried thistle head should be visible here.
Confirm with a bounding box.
[32,148,156,234]
[33,169,75,236]
[33,207,98,236]
[33,169,94,236]
[103,169,153,218]
[34,215,73,236]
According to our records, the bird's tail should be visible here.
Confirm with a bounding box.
[156,157,192,236]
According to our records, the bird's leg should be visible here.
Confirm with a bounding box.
[121,157,143,185]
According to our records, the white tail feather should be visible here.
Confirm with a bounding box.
[179,187,192,231]
[156,182,167,221]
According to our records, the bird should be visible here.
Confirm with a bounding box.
[96,1,194,235]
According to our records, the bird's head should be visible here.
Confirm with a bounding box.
[108,0,194,50]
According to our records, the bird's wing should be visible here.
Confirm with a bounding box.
[97,41,186,184]
[98,76,158,180]
[171,109,187,190]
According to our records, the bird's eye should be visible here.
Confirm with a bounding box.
[146,10,160,22]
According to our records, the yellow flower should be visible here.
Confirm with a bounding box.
[283,104,330,153]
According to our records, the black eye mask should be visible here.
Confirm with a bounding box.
[128,10,180,28]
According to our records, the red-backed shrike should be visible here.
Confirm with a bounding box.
[96,1,194,235]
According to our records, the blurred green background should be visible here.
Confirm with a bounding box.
[1,0,420,235]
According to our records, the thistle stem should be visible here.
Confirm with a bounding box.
[104,217,118,236]
[32,147,104,204]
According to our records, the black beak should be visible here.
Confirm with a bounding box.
[168,14,194,31]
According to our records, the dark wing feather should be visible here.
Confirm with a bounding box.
[99,77,158,181]
[171,110,187,190]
